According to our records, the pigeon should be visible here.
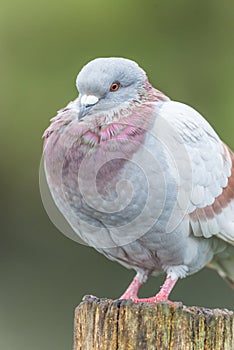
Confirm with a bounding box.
[43,57,234,302]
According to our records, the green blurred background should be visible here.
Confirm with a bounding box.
[1,0,234,349]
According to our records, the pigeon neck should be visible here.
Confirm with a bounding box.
[78,101,158,148]
[142,80,170,103]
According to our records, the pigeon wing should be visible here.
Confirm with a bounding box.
[155,101,234,245]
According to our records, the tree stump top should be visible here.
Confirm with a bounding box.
[74,297,234,350]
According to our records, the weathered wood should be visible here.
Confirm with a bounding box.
[74,297,234,350]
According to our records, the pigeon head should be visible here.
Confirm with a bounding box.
[76,57,148,119]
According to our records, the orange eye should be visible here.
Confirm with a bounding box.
[110,82,120,91]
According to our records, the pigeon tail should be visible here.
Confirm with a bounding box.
[209,254,234,290]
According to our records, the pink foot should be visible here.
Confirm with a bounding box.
[131,296,174,304]
[120,275,177,304]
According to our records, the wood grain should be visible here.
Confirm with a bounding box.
[74,297,234,350]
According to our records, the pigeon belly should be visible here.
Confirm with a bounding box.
[44,115,217,277]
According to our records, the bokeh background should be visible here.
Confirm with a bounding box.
[1,0,234,349]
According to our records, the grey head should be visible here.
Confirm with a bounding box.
[76,57,148,119]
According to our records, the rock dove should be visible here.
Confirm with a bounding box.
[43,57,234,302]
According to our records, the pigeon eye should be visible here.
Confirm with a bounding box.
[110,82,120,92]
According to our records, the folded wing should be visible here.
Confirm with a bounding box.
[157,101,234,245]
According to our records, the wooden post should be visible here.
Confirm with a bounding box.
[74,297,234,350]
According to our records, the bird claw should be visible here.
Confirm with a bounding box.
[131,296,174,304]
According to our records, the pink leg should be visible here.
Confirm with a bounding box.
[120,274,178,303]
[133,275,177,303]
[120,274,143,300]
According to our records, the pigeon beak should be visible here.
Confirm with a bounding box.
[78,94,99,120]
